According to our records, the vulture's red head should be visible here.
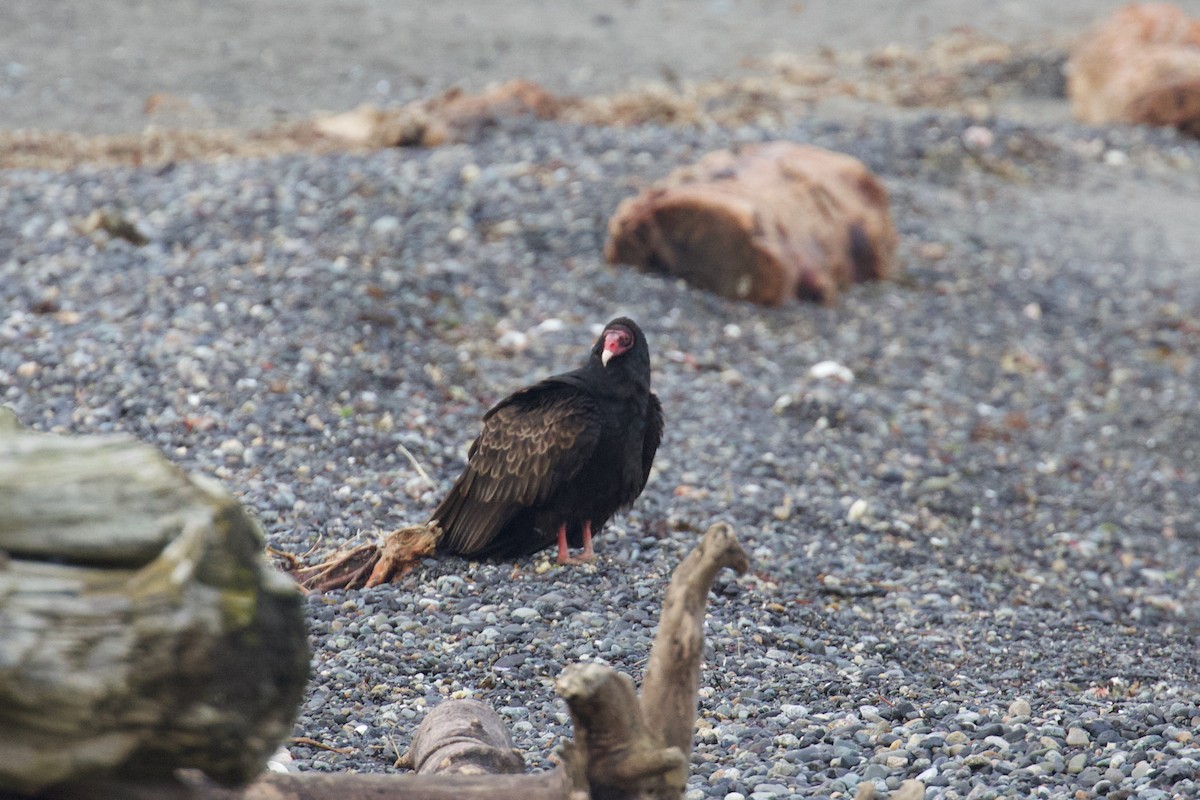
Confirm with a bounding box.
[588,317,651,391]
[601,323,635,367]
[594,317,647,367]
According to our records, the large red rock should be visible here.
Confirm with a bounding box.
[1068,3,1200,135]
[604,142,898,306]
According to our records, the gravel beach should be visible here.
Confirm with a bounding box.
[4,109,1200,797]
[4,4,1200,797]
[0,0,1165,135]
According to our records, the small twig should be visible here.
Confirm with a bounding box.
[265,534,325,571]
[289,736,354,755]
[386,730,409,768]
[397,442,434,486]
[299,532,326,560]
[265,545,300,570]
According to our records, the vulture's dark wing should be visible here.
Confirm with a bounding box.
[639,392,664,493]
[433,382,602,555]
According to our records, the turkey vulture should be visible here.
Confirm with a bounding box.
[432,317,663,563]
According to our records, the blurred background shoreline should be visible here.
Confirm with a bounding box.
[5,0,1197,135]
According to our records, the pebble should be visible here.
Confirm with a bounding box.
[510,606,540,622]
[1008,699,1032,717]
[368,215,400,235]
[846,498,869,523]
[808,360,854,382]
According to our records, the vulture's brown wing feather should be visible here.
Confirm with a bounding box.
[433,384,602,555]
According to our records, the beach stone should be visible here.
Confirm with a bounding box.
[1008,699,1032,717]
[1066,727,1090,747]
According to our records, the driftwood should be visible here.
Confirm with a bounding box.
[47,772,576,800]
[284,523,440,591]
[311,79,562,149]
[0,405,751,798]
[640,522,749,759]
[0,416,309,795]
[605,141,898,305]
[81,523,747,799]
[1068,3,1200,136]
[399,699,525,775]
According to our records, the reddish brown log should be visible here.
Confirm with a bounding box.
[605,141,898,305]
[1068,3,1200,135]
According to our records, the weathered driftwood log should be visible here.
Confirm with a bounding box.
[605,141,898,305]
[399,699,525,775]
[48,771,576,800]
[92,522,747,800]
[1068,3,1200,136]
[0,416,310,795]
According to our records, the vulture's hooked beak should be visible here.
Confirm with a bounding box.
[601,348,614,367]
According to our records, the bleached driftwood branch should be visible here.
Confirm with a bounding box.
[249,523,747,800]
